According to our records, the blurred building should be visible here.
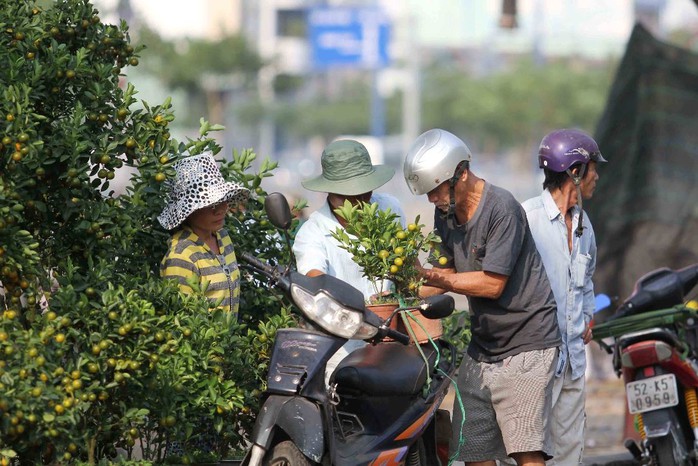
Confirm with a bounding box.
[232,0,639,202]
[236,0,685,150]
[101,0,690,152]
[97,0,695,208]
[110,0,245,40]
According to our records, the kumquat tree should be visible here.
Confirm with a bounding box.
[0,1,297,464]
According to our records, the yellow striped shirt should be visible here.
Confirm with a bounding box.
[160,226,241,315]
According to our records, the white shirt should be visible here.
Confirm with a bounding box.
[523,189,597,380]
[293,193,405,300]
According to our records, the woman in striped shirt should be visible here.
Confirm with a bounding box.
[157,152,249,316]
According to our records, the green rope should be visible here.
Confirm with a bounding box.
[400,310,434,393]
[448,376,466,466]
[400,310,466,465]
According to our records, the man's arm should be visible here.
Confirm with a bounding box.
[418,281,448,298]
[292,220,329,276]
[421,266,508,300]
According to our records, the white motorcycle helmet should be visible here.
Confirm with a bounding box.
[403,129,472,195]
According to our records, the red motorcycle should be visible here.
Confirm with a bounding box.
[593,264,698,465]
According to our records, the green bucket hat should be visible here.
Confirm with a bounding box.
[302,139,394,196]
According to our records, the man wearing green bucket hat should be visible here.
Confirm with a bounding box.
[293,139,405,386]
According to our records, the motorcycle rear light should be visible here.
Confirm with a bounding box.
[620,340,673,368]
[620,340,698,387]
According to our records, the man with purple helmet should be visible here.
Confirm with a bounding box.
[522,128,607,465]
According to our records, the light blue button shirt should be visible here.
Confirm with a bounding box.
[522,189,597,380]
[293,193,405,300]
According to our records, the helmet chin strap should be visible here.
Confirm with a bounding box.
[445,163,467,230]
[566,165,587,237]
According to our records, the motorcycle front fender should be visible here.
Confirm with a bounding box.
[249,395,325,463]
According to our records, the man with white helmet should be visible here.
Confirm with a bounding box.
[404,129,561,466]
[522,129,606,465]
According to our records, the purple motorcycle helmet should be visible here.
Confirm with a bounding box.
[538,128,607,237]
[538,128,607,172]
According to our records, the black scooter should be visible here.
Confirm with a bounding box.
[240,192,457,466]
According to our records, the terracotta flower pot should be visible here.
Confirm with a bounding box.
[366,303,400,341]
[366,303,443,344]
[397,309,443,344]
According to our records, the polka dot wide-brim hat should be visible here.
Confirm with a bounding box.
[157,152,249,230]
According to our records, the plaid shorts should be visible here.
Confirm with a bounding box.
[451,347,558,462]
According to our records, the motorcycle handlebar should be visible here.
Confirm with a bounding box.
[240,251,415,344]
[363,308,411,344]
[382,327,410,345]
[240,252,275,275]
[239,252,292,293]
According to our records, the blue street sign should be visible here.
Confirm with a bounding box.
[308,7,390,70]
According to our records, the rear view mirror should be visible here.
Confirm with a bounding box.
[419,295,455,319]
[265,192,293,230]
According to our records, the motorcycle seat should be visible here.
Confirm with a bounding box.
[331,342,438,396]
[617,327,684,351]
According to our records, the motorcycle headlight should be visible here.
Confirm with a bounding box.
[291,285,376,339]
[353,322,378,340]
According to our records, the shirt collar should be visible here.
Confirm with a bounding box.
[542,188,580,222]
[315,199,343,231]
[541,189,561,221]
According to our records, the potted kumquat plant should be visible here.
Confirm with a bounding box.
[331,201,445,343]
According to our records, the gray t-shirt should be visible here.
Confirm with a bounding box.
[433,182,560,362]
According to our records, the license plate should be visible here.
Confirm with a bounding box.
[626,374,679,414]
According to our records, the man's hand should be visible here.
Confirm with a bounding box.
[421,265,507,300]
[415,260,449,297]
[582,324,593,344]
